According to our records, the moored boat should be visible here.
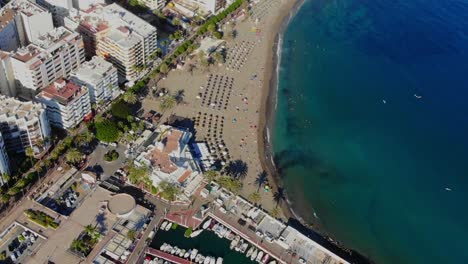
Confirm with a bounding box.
[246,247,254,257]
[191,229,203,238]
[190,249,198,260]
[204,257,211,264]
[202,219,212,229]
[199,255,205,263]
[261,254,270,263]
[250,249,258,261]
[161,221,168,230]
[184,250,190,258]
[165,222,172,231]
[230,236,240,249]
[216,257,223,264]
[179,249,185,257]
[210,257,216,264]
[240,243,248,253]
[256,251,264,262]
[268,261,276,264]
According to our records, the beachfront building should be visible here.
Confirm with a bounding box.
[140,0,166,10]
[0,0,54,51]
[0,51,17,97]
[0,132,10,178]
[171,0,225,17]
[0,95,51,156]
[70,56,120,104]
[35,79,92,129]
[10,27,86,99]
[64,3,158,82]
[134,125,203,198]
[36,0,73,26]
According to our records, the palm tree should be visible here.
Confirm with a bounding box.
[249,191,261,204]
[160,181,181,201]
[66,148,82,165]
[25,147,34,166]
[123,91,137,104]
[270,207,279,218]
[2,173,11,188]
[172,17,182,30]
[224,160,248,179]
[84,224,97,236]
[159,62,169,77]
[273,187,286,208]
[159,95,176,113]
[254,171,268,191]
[71,239,85,253]
[0,194,10,204]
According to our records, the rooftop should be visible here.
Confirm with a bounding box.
[4,0,48,17]
[0,95,46,122]
[11,27,80,64]
[0,8,15,29]
[72,56,115,85]
[69,3,156,39]
[37,79,88,105]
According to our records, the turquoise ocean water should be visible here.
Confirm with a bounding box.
[272,0,468,263]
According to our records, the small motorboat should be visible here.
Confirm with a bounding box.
[235,239,244,251]
[184,250,190,258]
[179,249,186,257]
[246,247,254,258]
[190,249,198,260]
[261,253,270,263]
[170,247,176,255]
[160,221,168,230]
[268,261,277,264]
[210,257,216,264]
[224,230,232,238]
[250,249,258,261]
[175,247,180,255]
[256,251,264,262]
[191,229,203,238]
[216,257,223,264]
[230,236,239,250]
[204,257,211,264]
[199,255,205,264]
[195,254,201,262]
[165,222,172,231]
[202,219,212,229]
[160,243,167,251]
[240,243,248,253]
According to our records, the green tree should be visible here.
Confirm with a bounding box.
[95,120,120,143]
[0,194,10,204]
[128,165,149,185]
[249,191,261,204]
[126,229,137,241]
[66,148,82,165]
[203,170,218,182]
[129,0,139,7]
[25,147,35,166]
[111,100,132,119]
[270,207,280,218]
[2,173,11,187]
[159,181,181,201]
[159,95,176,113]
[207,23,217,32]
[159,62,169,77]
[213,31,223,39]
[123,91,137,104]
[217,176,242,194]
[84,224,97,236]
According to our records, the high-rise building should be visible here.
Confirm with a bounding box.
[65,3,158,82]
[0,51,17,97]
[0,95,51,156]
[0,132,10,179]
[70,56,120,104]
[35,79,92,129]
[0,0,54,51]
[10,26,85,99]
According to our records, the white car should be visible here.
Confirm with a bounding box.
[298,258,306,264]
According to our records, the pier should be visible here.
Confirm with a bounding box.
[146,248,193,264]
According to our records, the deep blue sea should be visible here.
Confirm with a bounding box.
[272,0,468,263]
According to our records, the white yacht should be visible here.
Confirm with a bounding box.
[191,229,203,238]
[256,251,264,262]
[204,257,211,264]
[261,253,270,263]
[160,221,168,230]
[202,219,212,229]
[165,222,172,231]
[250,249,258,261]
[216,257,223,264]
[190,249,198,260]
[246,247,254,258]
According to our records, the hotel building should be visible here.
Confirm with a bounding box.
[35,79,92,129]
[65,3,158,82]
[70,56,119,104]
[10,26,85,98]
[0,95,51,156]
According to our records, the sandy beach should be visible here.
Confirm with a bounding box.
[142,0,301,217]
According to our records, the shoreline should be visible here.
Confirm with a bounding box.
[256,1,372,263]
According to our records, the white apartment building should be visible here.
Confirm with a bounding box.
[173,0,225,17]
[0,51,17,97]
[134,125,203,198]
[0,132,10,178]
[70,56,119,104]
[0,95,51,156]
[65,3,158,82]
[35,79,92,129]
[0,0,54,51]
[10,26,86,99]
[140,0,165,10]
